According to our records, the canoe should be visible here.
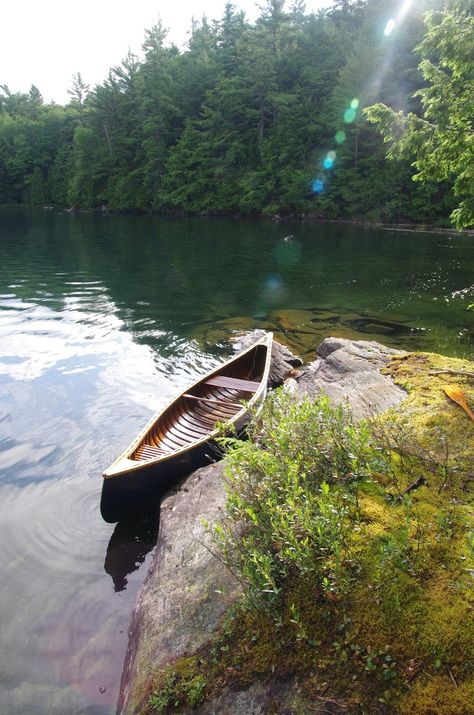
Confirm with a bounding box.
[100,332,273,522]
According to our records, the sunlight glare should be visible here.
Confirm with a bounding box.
[399,0,414,18]
[384,19,396,36]
[323,150,336,170]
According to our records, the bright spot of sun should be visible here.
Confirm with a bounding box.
[384,18,396,36]
[323,154,335,169]
[335,130,346,144]
[350,98,359,110]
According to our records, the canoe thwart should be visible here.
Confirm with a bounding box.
[204,375,260,392]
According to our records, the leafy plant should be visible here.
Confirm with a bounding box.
[212,392,380,616]
[364,1,474,228]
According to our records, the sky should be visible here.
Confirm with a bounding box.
[1,0,332,105]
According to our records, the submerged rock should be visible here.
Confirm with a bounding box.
[118,337,406,714]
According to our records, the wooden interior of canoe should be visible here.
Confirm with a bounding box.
[131,343,268,462]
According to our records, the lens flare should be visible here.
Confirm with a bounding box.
[350,98,359,110]
[344,107,356,124]
[260,274,286,307]
[265,274,282,292]
[311,178,325,194]
[335,130,346,144]
[323,150,336,170]
[384,18,396,36]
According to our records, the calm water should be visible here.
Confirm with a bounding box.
[0,207,472,714]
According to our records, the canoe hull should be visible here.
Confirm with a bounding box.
[100,439,221,523]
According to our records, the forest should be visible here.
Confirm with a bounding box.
[0,0,472,226]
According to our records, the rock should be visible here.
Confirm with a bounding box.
[191,317,265,350]
[188,676,318,715]
[270,308,319,333]
[118,463,240,715]
[295,337,406,419]
[118,337,406,714]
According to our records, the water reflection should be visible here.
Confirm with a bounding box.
[104,504,160,593]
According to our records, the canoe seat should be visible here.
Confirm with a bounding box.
[205,375,261,392]
[134,444,168,461]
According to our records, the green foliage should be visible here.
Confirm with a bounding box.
[144,350,473,714]
[213,392,379,614]
[365,1,474,228]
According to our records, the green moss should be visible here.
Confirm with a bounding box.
[399,675,474,715]
[382,352,474,478]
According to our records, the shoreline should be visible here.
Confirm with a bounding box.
[2,202,472,236]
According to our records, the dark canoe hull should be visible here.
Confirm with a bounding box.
[100,439,221,523]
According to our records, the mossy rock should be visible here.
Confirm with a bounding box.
[382,351,474,470]
[191,317,272,349]
[270,308,322,333]
[124,344,474,715]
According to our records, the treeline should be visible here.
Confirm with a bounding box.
[0,0,456,221]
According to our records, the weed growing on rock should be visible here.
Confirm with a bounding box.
[205,385,473,713]
[148,660,206,713]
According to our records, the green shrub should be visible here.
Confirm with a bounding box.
[213,392,380,615]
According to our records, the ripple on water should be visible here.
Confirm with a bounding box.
[0,476,130,712]
[0,477,104,578]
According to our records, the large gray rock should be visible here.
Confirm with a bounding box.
[118,338,406,714]
[189,677,321,715]
[295,337,405,418]
[118,462,236,715]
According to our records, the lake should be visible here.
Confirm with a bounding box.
[0,207,472,714]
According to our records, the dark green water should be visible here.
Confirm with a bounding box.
[0,207,472,714]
